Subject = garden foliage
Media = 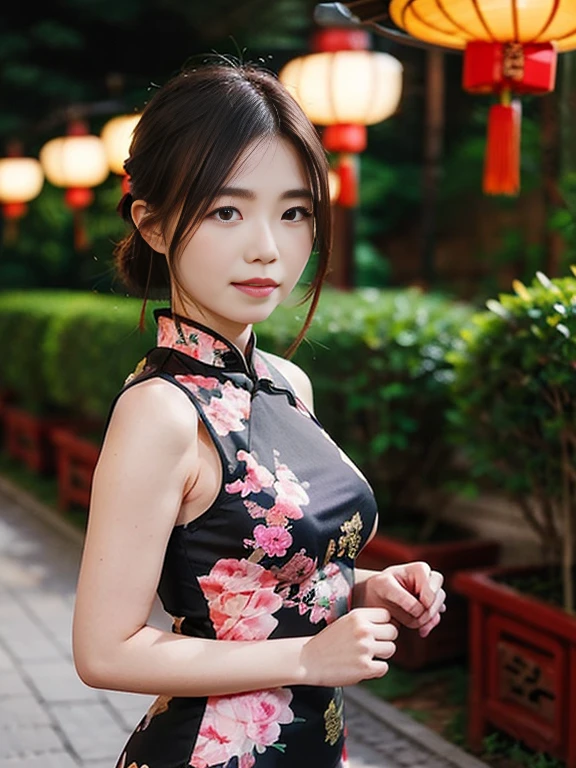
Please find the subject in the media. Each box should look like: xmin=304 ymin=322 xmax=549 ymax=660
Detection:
xmin=448 ymin=269 xmax=576 ymax=612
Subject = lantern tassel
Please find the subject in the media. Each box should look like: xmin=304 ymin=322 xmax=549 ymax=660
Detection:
xmin=337 ymin=154 xmax=359 ymax=208
xmin=483 ymin=92 xmax=521 ymax=196
xmin=73 ymin=210 xmax=89 ymax=252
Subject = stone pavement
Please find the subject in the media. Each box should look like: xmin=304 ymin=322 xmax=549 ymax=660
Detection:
xmin=0 ymin=474 xmax=491 ymax=768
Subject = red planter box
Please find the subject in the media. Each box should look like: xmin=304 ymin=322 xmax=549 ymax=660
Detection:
xmin=2 ymin=405 xmax=69 ymax=474
xmin=453 ymin=566 xmax=576 ymax=767
xmin=356 ymin=531 xmax=501 ymax=669
xmin=51 ymin=426 xmax=101 ymax=512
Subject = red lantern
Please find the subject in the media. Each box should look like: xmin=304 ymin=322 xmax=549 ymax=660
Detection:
xmin=280 ymin=27 xmax=403 ymax=204
xmin=463 ymin=41 xmax=557 ymax=195
xmin=0 ymin=142 xmax=44 ymax=243
xmin=39 ymin=119 xmax=108 ymax=250
xmin=335 ymin=154 xmax=359 ymax=208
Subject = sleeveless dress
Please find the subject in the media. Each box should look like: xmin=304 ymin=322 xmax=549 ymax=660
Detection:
xmin=110 ymin=308 xmax=379 ymax=768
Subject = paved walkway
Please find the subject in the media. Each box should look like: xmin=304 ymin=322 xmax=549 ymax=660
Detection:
xmin=0 ymin=474 xmax=491 ymax=768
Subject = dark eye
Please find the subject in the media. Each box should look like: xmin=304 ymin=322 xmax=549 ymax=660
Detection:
xmin=210 ymin=206 xmax=240 ymax=222
xmin=283 ymin=206 xmax=313 ymax=222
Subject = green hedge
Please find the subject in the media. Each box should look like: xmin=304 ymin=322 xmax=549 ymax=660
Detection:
xmin=0 ymin=287 xmax=473 ymax=514
xmin=447 ymin=270 xmax=576 ymax=610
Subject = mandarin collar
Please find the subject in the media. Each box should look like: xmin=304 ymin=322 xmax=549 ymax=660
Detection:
xmin=154 ymin=308 xmax=258 ymax=372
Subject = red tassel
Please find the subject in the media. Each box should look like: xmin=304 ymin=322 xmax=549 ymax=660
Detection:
xmin=483 ymin=97 xmax=521 ymax=196
xmin=72 ymin=209 xmax=89 ymax=251
xmin=323 ymin=125 xmax=367 ymax=154
xmin=337 ymin=154 xmax=359 ymax=208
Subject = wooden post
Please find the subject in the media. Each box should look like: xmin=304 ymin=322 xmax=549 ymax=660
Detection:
xmin=421 ymin=48 xmax=445 ymax=287
xmin=328 ymin=203 xmax=355 ymax=289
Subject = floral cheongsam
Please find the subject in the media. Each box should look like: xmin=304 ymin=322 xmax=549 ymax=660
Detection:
xmin=111 ymin=308 xmax=379 ymax=768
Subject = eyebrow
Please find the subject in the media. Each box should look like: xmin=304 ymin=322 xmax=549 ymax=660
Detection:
xmin=216 ymin=186 xmax=313 ymax=201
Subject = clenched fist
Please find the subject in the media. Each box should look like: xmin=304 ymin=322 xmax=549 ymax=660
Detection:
xmin=300 ymin=607 xmax=398 ymax=687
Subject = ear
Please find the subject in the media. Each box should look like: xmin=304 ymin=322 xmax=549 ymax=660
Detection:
xmin=131 ymin=199 xmax=167 ymax=254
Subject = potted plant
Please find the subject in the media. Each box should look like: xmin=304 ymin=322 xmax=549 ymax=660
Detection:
xmin=449 ymin=269 xmax=576 ymax=766
xmin=259 ymin=287 xmax=501 ymax=669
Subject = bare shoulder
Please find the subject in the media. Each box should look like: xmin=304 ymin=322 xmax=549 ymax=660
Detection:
xmin=103 ymin=375 xmax=198 ymax=452
xmin=94 ymin=375 xmax=201 ymax=530
xmin=258 ymin=350 xmax=314 ymax=413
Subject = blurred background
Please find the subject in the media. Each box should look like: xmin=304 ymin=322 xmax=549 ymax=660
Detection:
xmin=2 ymin=0 xmax=576 ymax=301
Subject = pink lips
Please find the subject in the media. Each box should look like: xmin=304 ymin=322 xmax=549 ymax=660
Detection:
xmin=232 ymin=279 xmax=278 ymax=298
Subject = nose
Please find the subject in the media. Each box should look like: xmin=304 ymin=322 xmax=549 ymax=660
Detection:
xmin=244 ymin=219 xmax=280 ymax=264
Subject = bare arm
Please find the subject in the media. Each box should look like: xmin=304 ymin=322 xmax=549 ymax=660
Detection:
xmin=72 ymin=378 xmax=308 ymax=697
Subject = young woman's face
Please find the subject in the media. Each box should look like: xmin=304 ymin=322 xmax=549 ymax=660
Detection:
xmin=171 ymin=135 xmax=315 ymax=331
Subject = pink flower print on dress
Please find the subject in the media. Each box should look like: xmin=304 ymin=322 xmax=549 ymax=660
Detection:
xmin=157 ymin=316 xmax=230 ymax=365
xmin=252 ymin=351 xmax=274 ymax=381
xmin=190 ymin=688 xmax=294 ymax=768
xmin=271 ymin=549 xmax=317 ymax=585
xmin=225 ymin=450 xmax=275 ymax=497
xmin=287 ymin=561 xmax=351 ymax=625
xmin=243 ymin=500 xmax=270 ymax=520
xmin=204 ymin=381 xmax=250 ymax=436
xmin=192 ymin=332 xmax=229 ymax=364
xmin=175 ymin=374 xmax=221 ymax=392
xmin=243 ymin=498 xmax=303 ymax=528
xmin=177 ymin=377 xmax=250 ymax=436
xmin=273 ymin=452 xmax=310 ymax=518
xmin=245 ymin=525 xmax=293 ymax=558
xmin=198 ymin=559 xmax=282 ymax=641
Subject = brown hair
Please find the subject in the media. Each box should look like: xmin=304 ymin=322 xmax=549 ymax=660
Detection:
xmin=115 ymin=58 xmax=332 ymax=357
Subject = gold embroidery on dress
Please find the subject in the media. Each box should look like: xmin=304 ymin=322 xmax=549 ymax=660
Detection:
xmin=124 ymin=357 xmax=147 ymax=386
xmin=337 ymin=511 xmax=363 ymax=559
xmin=323 ymin=538 xmax=336 ymax=566
xmin=139 ymin=694 xmax=172 ymax=730
xmin=172 ymin=616 xmax=186 ymax=634
xmin=247 ymin=546 xmax=265 ymax=564
xmin=324 ymin=695 xmax=344 ymax=746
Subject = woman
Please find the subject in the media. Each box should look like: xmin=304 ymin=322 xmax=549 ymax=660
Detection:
xmin=72 ymin=60 xmax=446 ymax=768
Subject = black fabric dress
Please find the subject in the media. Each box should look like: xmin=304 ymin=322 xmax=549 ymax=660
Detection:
xmin=110 ymin=308 xmax=379 ymax=768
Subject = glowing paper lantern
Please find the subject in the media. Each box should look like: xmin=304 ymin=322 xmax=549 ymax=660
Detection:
xmin=0 ymin=157 xmax=44 ymax=218
xmin=388 ymin=0 xmax=576 ymax=52
xmin=100 ymin=113 xmax=140 ymax=194
xmin=280 ymin=27 xmax=403 ymax=208
xmin=384 ymin=0 xmax=576 ymax=195
xmin=280 ymin=47 xmax=402 ymax=155
xmin=0 ymin=153 xmax=44 ymax=243
xmin=40 ymin=123 xmax=108 ymax=192
xmin=280 ymin=49 xmax=402 ymax=126
xmin=39 ymin=120 xmax=109 ymax=249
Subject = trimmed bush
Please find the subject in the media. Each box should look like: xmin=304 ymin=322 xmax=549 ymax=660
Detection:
xmin=448 ymin=270 xmax=576 ymax=612
xmin=0 ymin=291 xmax=97 ymax=412
xmin=43 ymin=295 xmax=158 ymax=420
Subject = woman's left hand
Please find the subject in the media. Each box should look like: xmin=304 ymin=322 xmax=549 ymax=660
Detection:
xmin=362 ymin=562 xmax=446 ymax=638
